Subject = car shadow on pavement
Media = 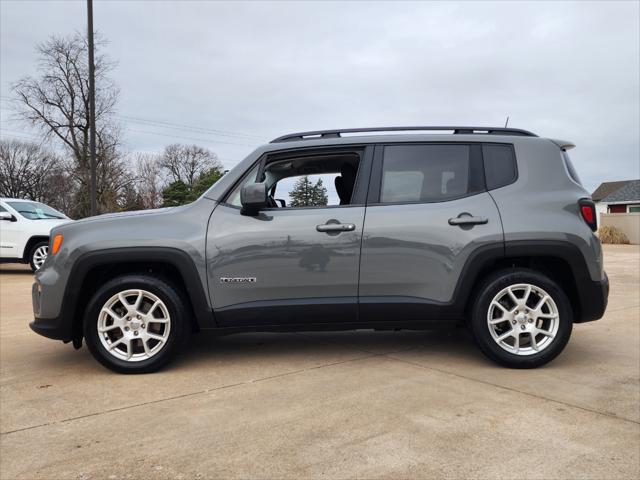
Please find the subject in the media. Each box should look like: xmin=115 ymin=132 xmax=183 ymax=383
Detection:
xmin=168 ymin=327 xmax=488 ymax=371
xmin=0 ymin=267 xmax=33 ymax=275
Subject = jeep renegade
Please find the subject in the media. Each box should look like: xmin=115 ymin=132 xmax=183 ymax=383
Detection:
xmin=30 ymin=126 xmax=609 ymax=373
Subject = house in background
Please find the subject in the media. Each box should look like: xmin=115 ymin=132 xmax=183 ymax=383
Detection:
xmin=592 ymin=179 xmax=640 ymax=222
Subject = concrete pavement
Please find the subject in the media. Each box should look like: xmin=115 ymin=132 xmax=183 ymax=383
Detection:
xmin=1 ymin=245 xmax=638 ymax=479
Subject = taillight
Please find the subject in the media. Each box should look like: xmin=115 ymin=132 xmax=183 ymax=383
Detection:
xmin=579 ymin=199 xmax=597 ymax=231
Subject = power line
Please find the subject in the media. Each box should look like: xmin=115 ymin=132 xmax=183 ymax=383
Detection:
xmin=117 ymin=114 xmax=264 ymax=141
xmin=128 ymin=128 xmax=258 ymax=148
xmin=0 ymin=129 xmax=40 ymax=139
xmin=1 ymin=96 xmax=264 ymax=147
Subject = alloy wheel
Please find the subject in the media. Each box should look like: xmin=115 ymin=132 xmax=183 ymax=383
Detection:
xmin=487 ymin=283 xmax=559 ymax=356
xmin=97 ymin=289 xmax=171 ymax=362
xmin=32 ymin=245 xmax=48 ymax=270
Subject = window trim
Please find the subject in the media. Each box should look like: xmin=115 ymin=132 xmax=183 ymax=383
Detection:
xmin=367 ymin=142 xmax=487 ymax=206
xmin=220 ymin=145 xmax=373 ymax=210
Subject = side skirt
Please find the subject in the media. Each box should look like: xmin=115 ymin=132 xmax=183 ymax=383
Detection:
xmin=200 ymin=320 xmax=459 ymax=336
xmin=213 ymin=295 xmax=463 ymax=331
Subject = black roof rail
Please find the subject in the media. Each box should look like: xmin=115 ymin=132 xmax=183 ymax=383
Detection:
xmin=270 ymin=126 xmax=538 ymax=143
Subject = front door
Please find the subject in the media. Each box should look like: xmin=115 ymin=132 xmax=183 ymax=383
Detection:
xmin=0 ymin=204 xmax=22 ymax=258
xmin=358 ymin=143 xmax=504 ymax=322
xmin=207 ymin=147 xmax=371 ymax=327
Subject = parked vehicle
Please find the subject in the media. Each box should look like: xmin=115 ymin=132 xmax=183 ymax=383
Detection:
xmin=0 ymin=198 xmax=70 ymax=271
xmin=30 ymin=126 xmax=609 ymax=373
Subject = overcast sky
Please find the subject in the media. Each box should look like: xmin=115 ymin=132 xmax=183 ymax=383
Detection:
xmin=1 ymin=0 xmax=638 ymax=192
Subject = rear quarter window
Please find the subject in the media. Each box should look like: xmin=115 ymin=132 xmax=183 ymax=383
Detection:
xmin=482 ymin=144 xmax=517 ymax=190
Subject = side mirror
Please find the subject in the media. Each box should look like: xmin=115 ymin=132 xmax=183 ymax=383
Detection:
xmin=240 ymin=183 xmax=268 ymax=216
xmin=0 ymin=212 xmax=16 ymax=222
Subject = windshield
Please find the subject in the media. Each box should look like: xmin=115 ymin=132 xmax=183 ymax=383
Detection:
xmin=6 ymin=201 xmax=66 ymax=220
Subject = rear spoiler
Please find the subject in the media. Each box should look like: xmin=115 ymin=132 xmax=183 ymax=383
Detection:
xmin=549 ymin=138 xmax=576 ymax=150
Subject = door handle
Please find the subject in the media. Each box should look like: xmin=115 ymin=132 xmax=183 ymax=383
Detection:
xmin=448 ymin=214 xmax=488 ymax=226
xmin=316 ymin=223 xmax=356 ymax=233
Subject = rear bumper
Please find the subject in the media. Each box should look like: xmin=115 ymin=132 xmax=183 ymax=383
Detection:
xmin=576 ymin=271 xmax=609 ymax=323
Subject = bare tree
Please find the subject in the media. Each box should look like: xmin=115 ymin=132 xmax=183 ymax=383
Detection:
xmin=159 ymin=144 xmax=222 ymax=188
xmin=11 ymin=32 xmax=128 ymax=217
xmin=0 ymin=139 xmax=60 ymax=199
xmin=134 ymin=152 xmax=164 ymax=209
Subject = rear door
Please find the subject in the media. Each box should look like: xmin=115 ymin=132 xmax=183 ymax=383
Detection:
xmin=358 ymin=143 xmax=504 ymax=322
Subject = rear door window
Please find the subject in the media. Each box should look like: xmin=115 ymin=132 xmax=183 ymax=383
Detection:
xmin=380 ymin=144 xmax=482 ymax=203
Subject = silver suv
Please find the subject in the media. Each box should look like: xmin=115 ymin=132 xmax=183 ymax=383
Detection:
xmin=31 ymin=126 xmax=609 ymax=373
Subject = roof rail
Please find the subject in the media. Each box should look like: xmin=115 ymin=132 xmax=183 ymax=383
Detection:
xmin=270 ymin=126 xmax=538 ymax=143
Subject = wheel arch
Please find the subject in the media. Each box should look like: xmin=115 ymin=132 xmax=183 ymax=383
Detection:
xmin=460 ymin=240 xmax=605 ymax=323
xmin=23 ymin=235 xmax=49 ymax=261
xmin=62 ymin=247 xmax=214 ymax=344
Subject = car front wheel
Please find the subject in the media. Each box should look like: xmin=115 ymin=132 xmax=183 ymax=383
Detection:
xmin=84 ymin=275 xmax=189 ymax=373
xmin=469 ymin=269 xmax=573 ymax=368
xmin=29 ymin=241 xmax=49 ymax=271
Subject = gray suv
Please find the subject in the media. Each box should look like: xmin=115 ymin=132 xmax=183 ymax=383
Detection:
xmin=31 ymin=126 xmax=609 ymax=373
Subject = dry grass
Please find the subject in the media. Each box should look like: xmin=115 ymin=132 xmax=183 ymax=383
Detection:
xmin=598 ymin=225 xmax=630 ymax=244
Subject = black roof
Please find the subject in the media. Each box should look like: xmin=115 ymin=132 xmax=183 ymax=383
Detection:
xmin=592 ymin=180 xmax=633 ymax=201
xmin=601 ymin=180 xmax=640 ymax=203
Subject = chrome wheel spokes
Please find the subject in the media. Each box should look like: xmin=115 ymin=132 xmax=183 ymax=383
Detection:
xmin=487 ymin=283 xmax=559 ymax=356
xmin=97 ymin=289 xmax=171 ymax=362
xmin=32 ymin=245 xmax=48 ymax=270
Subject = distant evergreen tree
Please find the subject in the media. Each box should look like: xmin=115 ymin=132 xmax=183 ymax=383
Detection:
xmin=311 ymin=178 xmax=328 ymax=206
xmin=161 ymin=167 xmax=224 ymax=207
xmin=161 ymin=180 xmax=191 ymax=207
xmin=289 ymin=176 xmax=328 ymax=207
xmin=190 ymin=167 xmax=224 ymax=201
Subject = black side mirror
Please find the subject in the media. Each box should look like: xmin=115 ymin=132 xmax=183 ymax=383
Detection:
xmin=241 ymin=183 xmax=268 ymax=216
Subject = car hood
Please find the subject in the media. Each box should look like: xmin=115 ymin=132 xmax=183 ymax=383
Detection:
xmin=36 ymin=218 xmax=73 ymax=227
xmin=70 ymin=206 xmax=177 ymax=226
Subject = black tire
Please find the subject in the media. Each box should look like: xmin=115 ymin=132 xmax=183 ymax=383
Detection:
xmin=84 ymin=274 xmax=189 ymax=374
xmin=469 ymin=268 xmax=573 ymax=368
xmin=29 ymin=240 xmax=49 ymax=272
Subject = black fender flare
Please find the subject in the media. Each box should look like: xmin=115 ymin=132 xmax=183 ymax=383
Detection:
xmin=453 ymin=239 xmax=606 ymax=322
xmin=62 ymin=247 xmax=214 ymax=340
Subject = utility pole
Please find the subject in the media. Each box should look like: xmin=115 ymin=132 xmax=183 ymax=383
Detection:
xmin=87 ymin=0 xmax=97 ymax=216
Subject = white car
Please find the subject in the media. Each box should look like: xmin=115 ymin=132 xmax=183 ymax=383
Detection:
xmin=0 ymin=198 xmax=71 ymax=271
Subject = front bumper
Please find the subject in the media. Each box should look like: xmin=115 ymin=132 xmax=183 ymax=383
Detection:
xmin=576 ymin=271 xmax=609 ymax=323
xmin=29 ymin=316 xmax=72 ymax=341
xmin=31 ymin=282 xmax=73 ymax=341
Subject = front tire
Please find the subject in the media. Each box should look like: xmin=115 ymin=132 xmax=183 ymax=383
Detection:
xmin=29 ymin=241 xmax=49 ymax=271
xmin=84 ymin=274 xmax=189 ymax=374
xmin=469 ymin=269 xmax=573 ymax=368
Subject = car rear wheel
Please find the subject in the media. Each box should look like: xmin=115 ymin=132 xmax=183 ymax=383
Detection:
xmin=29 ymin=241 xmax=49 ymax=271
xmin=469 ymin=269 xmax=573 ymax=368
xmin=84 ymin=274 xmax=189 ymax=373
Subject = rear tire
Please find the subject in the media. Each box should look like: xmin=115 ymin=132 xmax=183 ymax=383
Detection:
xmin=84 ymin=274 xmax=189 ymax=374
xmin=469 ymin=268 xmax=573 ymax=368
xmin=29 ymin=241 xmax=49 ymax=272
